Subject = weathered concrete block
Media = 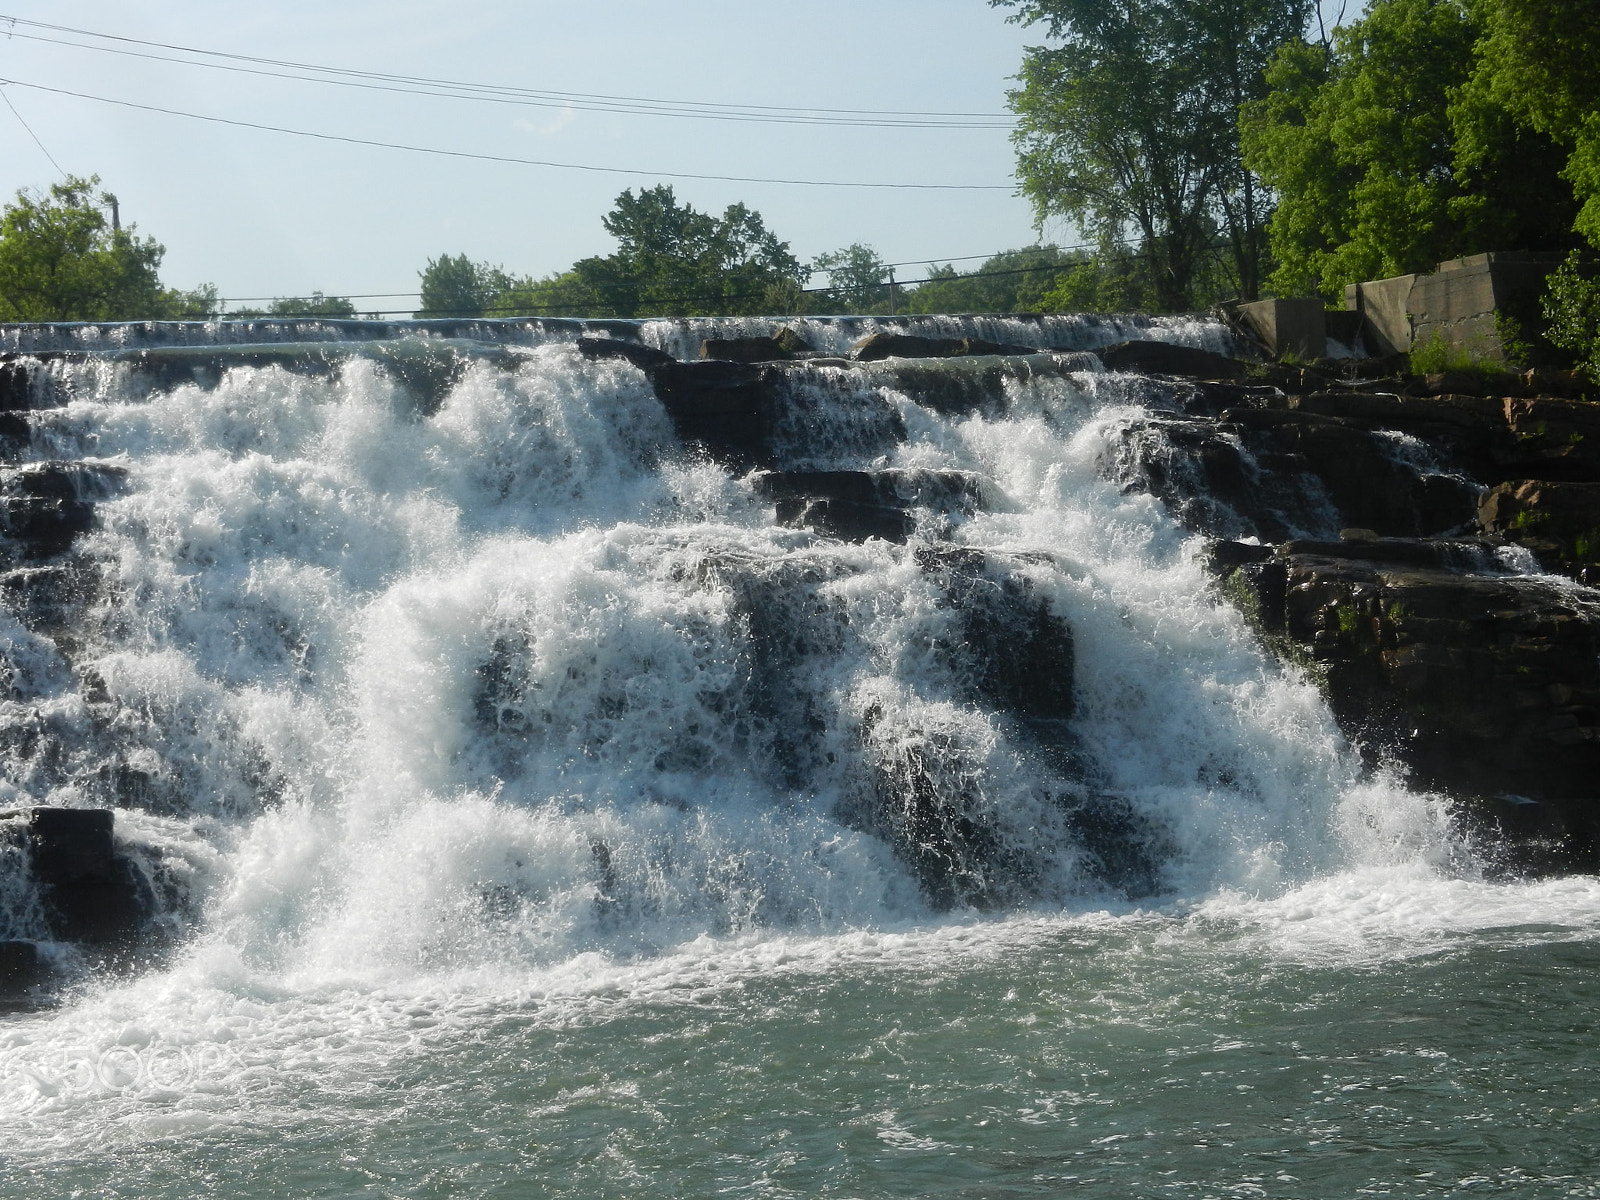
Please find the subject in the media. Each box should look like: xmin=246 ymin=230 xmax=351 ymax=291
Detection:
xmin=1348 ymin=252 xmax=1563 ymax=361
xmin=1346 ymin=273 xmax=1417 ymax=356
xmin=1238 ymin=298 xmax=1326 ymax=359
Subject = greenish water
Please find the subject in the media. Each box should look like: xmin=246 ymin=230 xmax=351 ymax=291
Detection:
xmin=7 ymin=883 xmax=1600 ymax=1199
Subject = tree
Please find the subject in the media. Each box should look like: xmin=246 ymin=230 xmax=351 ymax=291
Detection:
xmin=0 ymin=175 xmax=174 ymax=321
xmin=811 ymin=244 xmax=892 ymax=313
xmin=1240 ymin=0 xmax=1578 ymax=301
xmin=416 ymin=253 xmax=502 ymax=318
xmin=1466 ymin=0 xmax=1600 ymax=248
xmin=905 ymin=246 xmax=1080 ymax=313
xmin=994 ymin=0 xmax=1311 ymax=311
xmin=232 ymin=292 xmax=357 ymax=319
xmin=576 ymin=186 xmax=807 ymax=317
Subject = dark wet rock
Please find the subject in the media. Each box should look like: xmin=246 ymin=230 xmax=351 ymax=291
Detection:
xmin=575 ymin=336 xmax=675 ymax=373
xmin=848 ymin=332 xmax=1039 ymax=362
xmin=7 ymin=807 xmax=154 ymax=945
xmin=772 ymin=327 xmax=813 ymax=355
xmin=1097 ymin=340 xmax=1250 ymax=380
xmin=1501 ymin=397 xmax=1600 ymax=481
xmin=1520 ymin=368 xmax=1592 ymax=399
xmin=0 ymin=940 xmax=41 ymax=999
xmin=754 ymin=469 xmax=988 ymax=542
xmin=773 ymin=497 xmax=915 ymax=543
xmin=1209 ymin=542 xmax=1600 ymax=872
xmin=649 ymin=360 xmax=776 ymax=467
xmin=4 ymin=461 xmax=128 ymax=502
xmin=0 ymin=563 xmax=92 ymax=634
xmin=701 ymin=336 xmax=791 ymax=363
xmin=0 ymin=498 xmax=96 ymax=558
xmin=1479 ymin=480 xmax=1600 ymax=580
xmin=917 ymin=547 xmax=1075 ymax=721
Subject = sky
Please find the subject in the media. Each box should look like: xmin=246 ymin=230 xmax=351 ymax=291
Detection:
xmin=0 ymin=1 xmax=1053 ymax=311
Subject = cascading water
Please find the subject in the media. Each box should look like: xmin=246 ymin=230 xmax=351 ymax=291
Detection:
xmin=1 ymin=314 xmax=1597 ymax=1198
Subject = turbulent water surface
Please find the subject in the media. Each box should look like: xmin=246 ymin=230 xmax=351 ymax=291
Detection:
xmin=1 ymin=313 xmax=1597 ymax=1198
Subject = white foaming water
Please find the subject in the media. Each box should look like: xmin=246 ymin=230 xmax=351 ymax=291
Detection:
xmin=3 ymin=319 xmax=1599 ymax=1170
xmin=640 ymin=311 xmax=1237 ymax=359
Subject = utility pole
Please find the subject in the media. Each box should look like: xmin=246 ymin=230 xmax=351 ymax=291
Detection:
xmin=107 ymin=194 xmax=120 ymax=233
xmin=888 ymin=266 xmax=896 ymax=317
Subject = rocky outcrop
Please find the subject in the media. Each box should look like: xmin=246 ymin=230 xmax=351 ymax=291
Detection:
xmin=1211 ymin=537 xmax=1600 ymax=871
xmin=753 ymin=469 xmax=988 ymax=543
xmin=849 ymin=332 xmax=1040 ymax=362
xmin=1097 ymin=339 xmax=1250 ymax=379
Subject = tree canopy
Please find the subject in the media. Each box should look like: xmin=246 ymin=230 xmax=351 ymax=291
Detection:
xmin=0 ymin=176 xmax=180 ymax=321
xmin=1240 ymin=0 xmax=1580 ymax=300
xmin=994 ymin=0 xmax=1311 ymax=311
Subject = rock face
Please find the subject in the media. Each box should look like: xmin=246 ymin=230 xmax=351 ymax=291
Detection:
xmin=0 ymin=807 xmax=157 ymax=994
xmin=1212 ymin=539 xmax=1600 ymax=870
xmin=848 ymin=332 xmax=1040 ymax=362
xmin=1096 ymin=340 xmax=1249 ymax=379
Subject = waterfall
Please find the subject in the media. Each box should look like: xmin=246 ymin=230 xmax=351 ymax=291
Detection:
xmin=0 ymin=313 xmax=1460 ymax=996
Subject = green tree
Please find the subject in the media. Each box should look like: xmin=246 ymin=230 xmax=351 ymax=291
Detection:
xmin=1241 ymin=0 xmax=1580 ymax=301
xmin=995 ymin=0 xmax=1311 ymax=311
xmin=812 ymin=244 xmax=892 ymax=313
xmin=1466 ymin=0 xmax=1600 ymax=248
xmin=0 ymin=175 xmax=174 ymax=321
xmin=417 ymin=253 xmax=494 ymax=318
xmin=905 ymin=246 xmax=1080 ymax=313
xmin=575 ymin=186 xmax=806 ymax=317
xmin=233 ymin=292 xmax=357 ymax=319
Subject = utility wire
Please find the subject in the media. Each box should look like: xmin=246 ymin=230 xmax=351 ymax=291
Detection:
xmin=0 ymin=83 xmax=62 ymax=175
xmin=220 ymin=258 xmax=1155 ymax=317
xmin=220 ymin=243 xmax=1134 ymax=303
xmin=0 ymin=77 xmax=1012 ymax=191
xmin=0 ymin=15 xmax=1014 ymax=129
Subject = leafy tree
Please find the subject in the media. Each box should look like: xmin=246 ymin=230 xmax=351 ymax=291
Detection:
xmin=1466 ymin=0 xmax=1600 ymax=248
xmin=232 ymin=291 xmax=357 ymax=319
xmin=811 ymin=244 xmax=892 ymax=313
xmin=994 ymin=0 xmax=1311 ymax=311
xmin=1543 ymin=251 xmax=1600 ymax=382
xmin=416 ymin=253 xmax=504 ymax=318
xmin=418 ymin=189 xmax=805 ymax=320
xmin=905 ymin=246 xmax=1080 ymax=313
xmin=0 ymin=175 xmax=176 ymax=321
xmin=1241 ymin=0 xmax=1581 ymax=301
xmin=574 ymin=186 xmax=806 ymax=317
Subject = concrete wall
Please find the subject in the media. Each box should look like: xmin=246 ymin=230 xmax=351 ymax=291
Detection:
xmin=1347 ymin=252 xmax=1563 ymax=361
xmin=1237 ymin=298 xmax=1326 ymax=359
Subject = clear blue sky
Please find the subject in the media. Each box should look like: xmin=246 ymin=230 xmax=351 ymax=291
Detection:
xmin=0 ymin=2 xmax=1053 ymax=309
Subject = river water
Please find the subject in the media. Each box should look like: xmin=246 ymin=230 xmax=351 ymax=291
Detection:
xmin=1 ymin=314 xmax=1596 ymax=1198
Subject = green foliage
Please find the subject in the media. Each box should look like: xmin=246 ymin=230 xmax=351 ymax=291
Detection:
xmin=905 ymin=246 xmax=1081 ymax=314
xmin=422 ymin=188 xmax=806 ymax=320
xmin=1467 ymin=0 xmax=1600 ymax=247
xmin=579 ymin=186 xmax=806 ymax=318
xmin=1241 ymin=0 xmax=1586 ymax=302
xmin=811 ymin=244 xmax=891 ymax=313
xmin=232 ymin=292 xmax=357 ymax=319
xmin=1035 ymin=245 xmax=1152 ymax=311
xmin=995 ymin=0 xmax=1311 ymax=311
xmin=161 ymin=284 xmax=220 ymax=320
xmin=416 ymin=253 xmax=499 ymax=318
xmin=1542 ymin=251 xmax=1600 ymax=383
xmin=0 ymin=175 xmax=179 ymax=321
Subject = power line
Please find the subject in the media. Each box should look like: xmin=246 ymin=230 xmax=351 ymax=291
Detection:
xmin=0 ymin=77 xmax=1012 ymax=192
xmin=0 ymin=15 xmax=1014 ymax=129
xmin=215 ymin=258 xmax=1141 ymax=318
xmin=0 ymin=83 xmax=62 ymax=176
xmin=217 ymin=243 xmax=1137 ymax=307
